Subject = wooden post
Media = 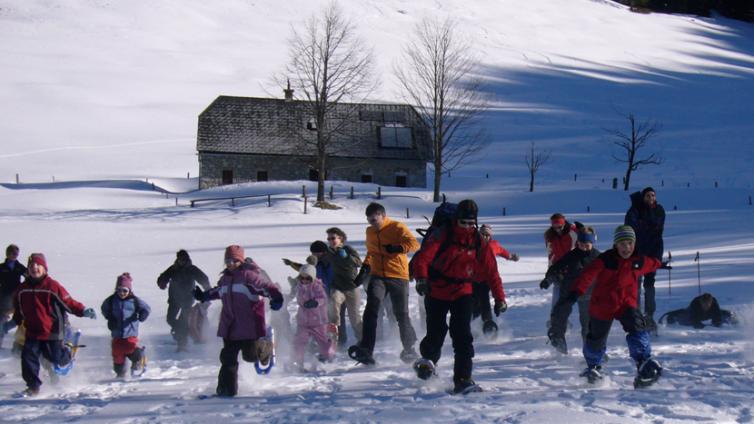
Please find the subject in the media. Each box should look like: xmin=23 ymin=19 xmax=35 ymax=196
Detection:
xmin=350 ymin=186 xmax=354 ymax=199
xmin=175 ymin=197 xmax=178 ymax=206
xmin=302 ymin=185 xmax=307 ymax=198
xmin=714 ymin=181 xmax=718 ymax=188
xmin=304 ymin=196 xmax=308 ymax=214
xmin=661 ymin=179 xmax=664 ymax=187
xmin=673 ymin=205 xmax=677 ymax=211
xmin=485 ymin=173 xmax=489 ymax=179
xmin=15 ymin=174 xmax=19 ymax=184
xmin=187 ymin=172 xmax=190 ymax=179
xmin=502 ymin=207 xmax=506 ymax=216
xmin=442 ymin=193 xmax=447 ymax=203
xmin=267 ymin=194 xmax=271 ymax=207
xmin=587 ymin=206 xmax=590 ymax=213
xmin=191 ymin=200 xmax=195 ymax=208
xmin=406 ymin=208 xmax=410 ymax=219
xmin=574 ymin=173 xmax=577 ymax=181
xmin=376 ymin=186 xmax=381 ymax=199
xmin=52 ymin=176 xmax=55 ymax=182
xmin=612 ymin=178 xmax=618 ymax=190
xmin=231 ymin=198 xmax=235 ymax=207
xmin=329 ymin=185 xmax=334 ymax=200
xmin=749 ymin=195 xmax=752 ymax=206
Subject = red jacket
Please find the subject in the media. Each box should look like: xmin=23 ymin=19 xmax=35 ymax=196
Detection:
xmin=572 ymin=249 xmax=661 ymax=321
xmin=545 ymin=223 xmax=577 ymax=265
xmin=412 ymin=225 xmax=505 ymax=302
xmin=13 ymin=275 xmax=85 ymax=340
xmin=489 ymin=240 xmax=511 ymax=260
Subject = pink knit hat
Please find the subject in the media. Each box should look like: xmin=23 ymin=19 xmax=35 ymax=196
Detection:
xmin=116 ymin=272 xmax=133 ymax=291
xmin=225 ymin=245 xmax=245 ymax=263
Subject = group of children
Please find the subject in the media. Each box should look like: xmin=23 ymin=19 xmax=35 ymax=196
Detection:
xmin=1 ymin=191 xmax=673 ymax=397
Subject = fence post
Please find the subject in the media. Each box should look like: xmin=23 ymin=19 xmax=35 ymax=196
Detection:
xmin=349 ymin=186 xmax=354 ymax=199
xmin=304 ymin=196 xmax=308 ymax=214
xmin=268 ymin=194 xmax=271 ymax=207
xmin=376 ymin=186 xmax=381 ymax=199
xmin=442 ymin=193 xmax=447 ymax=203
xmin=187 ymin=172 xmax=190 ymax=179
xmin=587 ymin=206 xmax=590 ymax=213
xmin=329 ymin=185 xmax=334 ymax=200
xmin=749 ymin=195 xmax=752 ymax=206
xmin=714 ymin=181 xmax=718 ymax=188
xmin=502 ymin=207 xmax=506 ymax=216
xmin=191 ymin=200 xmax=195 ymax=208
xmin=406 ymin=208 xmax=410 ymax=219
xmin=612 ymin=178 xmax=618 ymax=190
xmin=231 ymin=198 xmax=235 ymax=207
xmin=574 ymin=173 xmax=577 ymax=181
xmin=15 ymin=174 xmax=19 ymax=184
xmin=175 ymin=197 xmax=178 ymax=206
xmin=302 ymin=185 xmax=306 ymax=198
xmin=52 ymin=176 xmax=55 ymax=182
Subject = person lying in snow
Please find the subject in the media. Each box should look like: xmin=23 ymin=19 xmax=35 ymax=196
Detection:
xmin=659 ymin=293 xmax=737 ymax=329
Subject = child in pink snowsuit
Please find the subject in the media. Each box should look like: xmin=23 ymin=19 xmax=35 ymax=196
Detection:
xmin=291 ymin=265 xmax=335 ymax=368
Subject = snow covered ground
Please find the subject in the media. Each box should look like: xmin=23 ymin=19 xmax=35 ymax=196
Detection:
xmin=1 ymin=0 xmax=754 ymax=422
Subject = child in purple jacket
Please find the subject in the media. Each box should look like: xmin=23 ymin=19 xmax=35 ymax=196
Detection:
xmin=291 ymin=264 xmax=335 ymax=370
xmin=194 ymin=245 xmax=284 ymax=397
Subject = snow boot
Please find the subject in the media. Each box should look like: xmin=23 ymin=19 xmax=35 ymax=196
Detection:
xmin=254 ymin=326 xmax=275 ymax=375
xmin=452 ymin=378 xmax=483 ymax=395
xmin=548 ymin=332 xmax=568 ymax=355
xmin=400 ymin=347 xmax=419 ymax=363
xmin=131 ymin=347 xmax=147 ymax=378
xmin=482 ymin=320 xmax=498 ymax=338
xmin=20 ymin=386 xmax=40 ymax=398
xmin=634 ymin=357 xmax=662 ymax=389
xmin=580 ymin=365 xmax=603 ymax=384
xmin=413 ymin=358 xmax=436 ymax=380
xmin=113 ymin=363 xmax=127 ymax=379
xmin=347 ymin=345 xmax=375 ymax=365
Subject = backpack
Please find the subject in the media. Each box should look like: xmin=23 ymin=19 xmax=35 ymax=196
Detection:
xmin=409 ymin=202 xmax=485 ymax=282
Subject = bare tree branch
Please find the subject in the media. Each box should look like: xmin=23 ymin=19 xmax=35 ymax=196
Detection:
xmin=604 ymin=113 xmax=663 ymax=191
xmin=394 ymin=17 xmax=490 ymax=202
xmin=524 ymin=141 xmax=551 ymax=192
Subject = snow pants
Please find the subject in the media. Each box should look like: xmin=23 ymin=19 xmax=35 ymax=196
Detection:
xmin=166 ymin=299 xmax=192 ymax=348
xmin=359 ymin=277 xmax=416 ymax=355
xmin=217 ymin=338 xmax=272 ymax=397
xmin=583 ymin=307 xmax=651 ymax=368
xmin=550 ymin=294 xmax=591 ymax=342
xmin=420 ymin=295 xmax=474 ymax=385
xmin=638 ymin=272 xmax=657 ymax=318
xmin=21 ymin=338 xmax=71 ymax=390
xmin=329 ymin=288 xmax=362 ymax=342
xmin=471 ymin=282 xmax=493 ymax=323
xmin=292 ymin=324 xmax=335 ymax=365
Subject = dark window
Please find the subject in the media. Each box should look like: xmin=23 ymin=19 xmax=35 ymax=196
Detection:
xmin=309 ymin=168 xmax=319 ymax=181
xmin=361 ymin=174 xmax=373 ymax=183
xmin=222 ymin=170 xmax=233 ymax=185
xmin=395 ymin=175 xmax=407 ymax=187
xmin=257 ymin=171 xmax=268 ymax=182
xmin=379 ymin=126 xmax=413 ymax=148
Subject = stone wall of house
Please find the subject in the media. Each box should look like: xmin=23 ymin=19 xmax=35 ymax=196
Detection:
xmin=199 ymin=152 xmax=426 ymax=189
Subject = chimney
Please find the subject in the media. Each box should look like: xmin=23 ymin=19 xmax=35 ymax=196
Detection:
xmin=284 ymin=79 xmax=294 ymax=102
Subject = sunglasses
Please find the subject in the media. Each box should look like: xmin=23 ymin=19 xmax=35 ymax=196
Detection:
xmin=116 ymin=288 xmax=130 ymax=294
xmin=225 ymin=259 xmax=241 ymax=265
xmin=458 ymin=219 xmax=476 ymax=227
xmin=326 ymin=237 xmax=338 ymax=241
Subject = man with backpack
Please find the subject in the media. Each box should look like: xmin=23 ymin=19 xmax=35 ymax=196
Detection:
xmin=348 ymin=202 xmax=420 ymax=365
xmin=410 ymin=199 xmax=507 ymax=394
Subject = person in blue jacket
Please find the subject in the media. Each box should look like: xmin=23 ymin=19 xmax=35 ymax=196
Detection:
xmin=101 ymin=273 xmax=151 ymax=378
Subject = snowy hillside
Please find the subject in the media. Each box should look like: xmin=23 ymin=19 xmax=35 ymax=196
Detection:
xmin=1 ymin=0 xmax=754 ymax=422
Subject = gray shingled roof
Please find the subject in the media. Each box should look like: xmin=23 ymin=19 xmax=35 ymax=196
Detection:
xmin=197 ymin=96 xmax=430 ymax=160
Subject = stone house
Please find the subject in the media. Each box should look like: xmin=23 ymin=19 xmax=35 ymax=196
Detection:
xmin=196 ymin=92 xmax=431 ymax=189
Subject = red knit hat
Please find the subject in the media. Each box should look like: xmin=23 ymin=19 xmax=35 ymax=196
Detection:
xmin=225 ymin=245 xmax=245 ymax=263
xmin=28 ymin=253 xmax=48 ymax=270
xmin=116 ymin=272 xmax=133 ymax=291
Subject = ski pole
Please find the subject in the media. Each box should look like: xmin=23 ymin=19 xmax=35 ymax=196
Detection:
xmin=667 ymin=251 xmax=672 ymax=296
xmin=694 ymin=251 xmax=701 ymax=295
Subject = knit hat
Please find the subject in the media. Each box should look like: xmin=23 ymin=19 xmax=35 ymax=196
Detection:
xmin=309 ymin=240 xmax=328 ymax=254
xmin=577 ymin=232 xmax=596 ymax=244
xmin=116 ymin=272 xmax=133 ymax=291
xmin=306 ymin=255 xmax=318 ymax=266
xmin=456 ymin=199 xmax=479 ymax=221
xmin=225 ymin=245 xmax=245 ymax=263
xmin=641 ymin=187 xmax=656 ymax=197
xmin=480 ymin=224 xmax=493 ymax=236
xmin=299 ymin=264 xmax=317 ymax=280
xmin=28 ymin=253 xmax=47 ymax=270
xmin=613 ymin=225 xmax=636 ymax=244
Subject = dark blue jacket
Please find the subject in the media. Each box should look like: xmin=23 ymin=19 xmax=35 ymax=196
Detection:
xmin=101 ymin=293 xmax=151 ymax=339
xmin=625 ymin=192 xmax=665 ymax=259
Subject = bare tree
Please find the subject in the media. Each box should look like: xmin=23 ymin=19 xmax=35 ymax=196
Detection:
xmin=279 ymin=2 xmax=376 ymax=202
xmin=524 ymin=142 xmax=551 ymax=192
xmin=606 ymin=113 xmax=662 ymax=191
xmin=394 ymin=17 xmax=489 ymax=202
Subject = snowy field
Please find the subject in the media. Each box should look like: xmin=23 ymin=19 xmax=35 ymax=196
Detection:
xmin=1 ymin=0 xmax=754 ymax=422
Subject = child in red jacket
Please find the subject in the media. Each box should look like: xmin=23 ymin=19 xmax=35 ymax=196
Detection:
xmin=565 ymin=225 xmax=666 ymax=388
xmin=13 ymin=253 xmax=96 ymax=396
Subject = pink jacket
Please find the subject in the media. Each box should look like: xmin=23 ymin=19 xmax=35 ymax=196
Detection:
xmin=295 ymin=278 xmax=328 ymax=327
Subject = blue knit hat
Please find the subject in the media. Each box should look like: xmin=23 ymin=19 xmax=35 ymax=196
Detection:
xmin=613 ymin=225 xmax=636 ymax=244
xmin=577 ymin=232 xmax=596 ymax=244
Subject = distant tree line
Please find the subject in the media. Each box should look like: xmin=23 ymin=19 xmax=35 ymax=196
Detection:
xmin=615 ymin=0 xmax=754 ymax=21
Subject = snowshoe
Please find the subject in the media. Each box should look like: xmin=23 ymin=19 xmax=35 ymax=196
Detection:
xmin=131 ymin=346 xmax=147 ymax=378
xmin=254 ymin=326 xmax=275 ymax=375
xmin=482 ymin=320 xmax=498 ymax=338
xmin=451 ymin=378 xmax=483 ymax=395
xmin=580 ymin=365 xmax=603 ymax=384
xmin=16 ymin=387 xmax=40 ymax=398
xmin=633 ymin=357 xmax=662 ymax=389
xmin=413 ymin=358 xmax=436 ymax=380
xmin=548 ymin=333 xmax=568 ymax=355
xmin=399 ymin=347 xmax=419 ymax=364
xmin=54 ymin=329 xmax=81 ymax=376
xmin=347 ymin=345 xmax=375 ymax=365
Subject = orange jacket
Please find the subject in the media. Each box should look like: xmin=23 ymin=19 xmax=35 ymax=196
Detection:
xmin=364 ymin=217 xmax=419 ymax=280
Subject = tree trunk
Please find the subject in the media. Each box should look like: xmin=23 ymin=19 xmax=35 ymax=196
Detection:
xmin=529 ymin=171 xmax=535 ymax=192
xmin=624 ymin=166 xmax=632 ymax=191
xmin=433 ymin=159 xmax=442 ymax=202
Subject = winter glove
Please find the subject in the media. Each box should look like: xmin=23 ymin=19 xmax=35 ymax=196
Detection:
xmin=337 ymin=248 xmax=348 ymax=259
xmin=354 ymin=264 xmax=371 ymax=287
xmin=83 ymin=308 xmax=97 ymax=320
xmin=193 ymin=286 xmax=210 ymax=303
xmin=269 ymin=296 xmax=284 ymax=311
xmin=660 ymin=261 xmax=673 ymax=270
xmin=494 ymin=299 xmax=508 ymax=316
xmin=282 ymin=258 xmax=293 ymax=266
xmin=510 ymin=253 xmax=520 ymax=262
xmin=383 ymin=244 xmax=403 ymax=254
xmin=157 ymin=279 xmax=168 ymax=290
xmin=539 ymin=278 xmax=552 ymax=290
xmin=415 ymin=279 xmax=430 ymax=296
xmin=303 ymin=299 xmax=319 ymax=309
